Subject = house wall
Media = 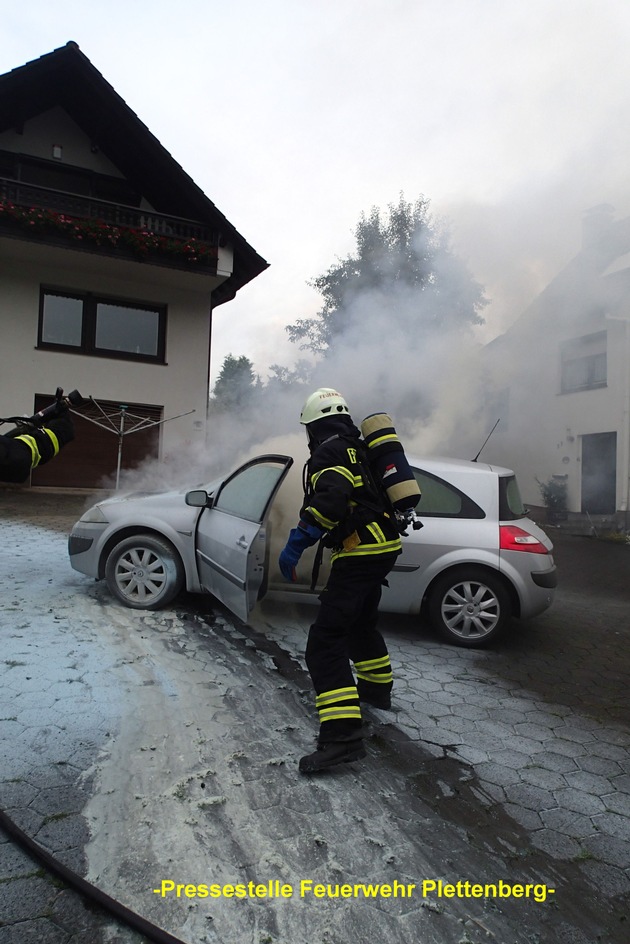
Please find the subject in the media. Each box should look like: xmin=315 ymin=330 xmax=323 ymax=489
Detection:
xmin=0 ymin=106 xmax=123 ymax=176
xmin=481 ymin=266 xmax=630 ymax=517
xmin=0 ymin=77 xmax=253 ymax=489
xmin=0 ymin=107 xmax=159 ymax=212
xmin=0 ymin=238 xmax=216 ymax=469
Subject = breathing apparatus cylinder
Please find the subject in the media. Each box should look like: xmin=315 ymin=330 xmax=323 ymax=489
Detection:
xmin=360 ymin=413 xmax=421 ymax=513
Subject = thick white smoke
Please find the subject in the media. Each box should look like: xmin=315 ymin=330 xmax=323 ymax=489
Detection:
xmin=104 ymin=224 xmax=493 ymax=502
xmin=103 ymin=199 xmax=629 ymax=526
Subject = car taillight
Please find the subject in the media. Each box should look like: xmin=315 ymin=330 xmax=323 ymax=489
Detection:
xmin=499 ymin=525 xmax=548 ymax=554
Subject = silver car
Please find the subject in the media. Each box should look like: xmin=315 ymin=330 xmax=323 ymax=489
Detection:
xmin=68 ymin=453 xmax=556 ymax=648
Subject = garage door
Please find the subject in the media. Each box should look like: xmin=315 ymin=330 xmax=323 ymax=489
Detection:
xmin=30 ymin=394 xmax=162 ymax=489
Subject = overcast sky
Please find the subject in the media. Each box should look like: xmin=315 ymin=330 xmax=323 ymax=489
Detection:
xmin=4 ymin=0 xmax=630 ymax=384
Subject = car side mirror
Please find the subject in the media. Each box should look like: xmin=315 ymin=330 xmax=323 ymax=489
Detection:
xmin=185 ymin=489 xmax=212 ymax=508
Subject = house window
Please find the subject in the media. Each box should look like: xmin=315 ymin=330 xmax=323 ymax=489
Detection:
xmin=38 ymin=289 xmax=166 ymax=363
xmin=560 ymin=331 xmax=606 ymax=393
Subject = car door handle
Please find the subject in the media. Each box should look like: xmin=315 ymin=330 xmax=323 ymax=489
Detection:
xmin=236 ymin=536 xmax=249 ymax=549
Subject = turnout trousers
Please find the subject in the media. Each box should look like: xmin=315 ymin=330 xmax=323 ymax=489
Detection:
xmin=305 ymin=550 xmax=399 ymax=742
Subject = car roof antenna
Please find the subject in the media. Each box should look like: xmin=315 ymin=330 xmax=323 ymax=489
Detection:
xmin=472 ymin=419 xmax=500 ymax=462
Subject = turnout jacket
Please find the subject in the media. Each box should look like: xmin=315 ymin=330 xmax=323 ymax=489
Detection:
xmin=300 ymin=419 xmax=402 ymax=562
xmin=0 ymin=414 xmax=75 ymax=484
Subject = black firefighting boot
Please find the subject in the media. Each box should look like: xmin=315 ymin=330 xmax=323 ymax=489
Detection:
xmin=299 ymin=733 xmax=366 ymax=774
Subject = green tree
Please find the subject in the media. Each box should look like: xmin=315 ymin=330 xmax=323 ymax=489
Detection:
xmin=210 ymin=354 xmax=260 ymax=413
xmin=266 ymin=359 xmax=312 ymax=390
xmin=287 ymin=194 xmax=487 ymax=356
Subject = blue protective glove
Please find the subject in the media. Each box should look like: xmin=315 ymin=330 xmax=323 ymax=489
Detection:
xmin=278 ymin=521 xmax=323 ymax=582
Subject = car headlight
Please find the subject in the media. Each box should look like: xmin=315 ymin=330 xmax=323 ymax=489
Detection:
xmin=79 ymin=505 xmax=109 ymax=524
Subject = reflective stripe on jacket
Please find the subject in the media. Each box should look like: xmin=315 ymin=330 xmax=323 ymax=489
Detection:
xmin=14 ymin=427 xmax=60 ymax=469
xmin=301 ymin=436 xmax=401 ymax=560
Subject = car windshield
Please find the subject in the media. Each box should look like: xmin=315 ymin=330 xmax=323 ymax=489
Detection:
xmin=499 ymin=474 xmax=527 ymax=520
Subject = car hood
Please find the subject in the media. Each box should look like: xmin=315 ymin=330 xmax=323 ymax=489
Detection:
xmin=80 ymin=481 xmax=219 ymax=527
xmin=99 ymin=485 xmax=194 ymax=507
xmin=97 ymin=479 xmax=219 ymax=510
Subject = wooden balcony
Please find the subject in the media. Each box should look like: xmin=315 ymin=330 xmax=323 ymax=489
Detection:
xmin=0 ymin=177 xmax=221 ymax=272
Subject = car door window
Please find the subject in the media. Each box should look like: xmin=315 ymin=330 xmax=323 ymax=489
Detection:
xmin=214 ymin=463 xmax=286 ymax=522
xmin=413 ymin=469 xmax=485 ymax=518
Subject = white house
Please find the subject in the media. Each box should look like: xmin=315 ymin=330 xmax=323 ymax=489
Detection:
xmin=0 ymin=42 xmax=268 ymax=488
xmin=479 ymin=205 xmax=630 ymax=527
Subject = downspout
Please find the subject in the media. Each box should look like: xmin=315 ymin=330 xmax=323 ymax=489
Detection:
xmin=206 ymin=301 xmax=213 ymax=447
xmin=625 ymin=318 xmax=630 ymax=531
xmin=606 ymin=313 xmax=630 ymax=531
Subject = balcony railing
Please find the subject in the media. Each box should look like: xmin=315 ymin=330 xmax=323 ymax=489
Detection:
xmin=0 ymin=177 xmax=219 ymax=245
xmin=0 ymin=177 xmax=221 ymax=270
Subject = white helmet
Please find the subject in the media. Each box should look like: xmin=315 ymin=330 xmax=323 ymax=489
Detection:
xmin=300 ymin=388 xmax=351 ymax=425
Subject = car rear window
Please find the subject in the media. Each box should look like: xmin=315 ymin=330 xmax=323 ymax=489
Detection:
xmin=499 ymin=474 xmax=526 ymax=520
xmin=413 ymin=469 xmax=485 ymax=519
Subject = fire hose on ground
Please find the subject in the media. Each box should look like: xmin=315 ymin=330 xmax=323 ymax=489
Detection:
xmin=0 ymin=806 xmax=188 ymax=944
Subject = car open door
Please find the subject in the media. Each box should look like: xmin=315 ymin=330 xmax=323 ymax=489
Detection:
xmin=192 ymin=455 xmax=293 ymax=622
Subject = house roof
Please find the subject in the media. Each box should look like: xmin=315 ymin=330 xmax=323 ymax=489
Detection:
xmin=0 ymin=42 xmax=269 ymax=305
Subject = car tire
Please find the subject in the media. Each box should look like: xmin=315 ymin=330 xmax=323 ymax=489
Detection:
xmin=427 ymin=567 xmax=512 ymax=648
xmin=105 ymin=535 xmax=184 ymax=610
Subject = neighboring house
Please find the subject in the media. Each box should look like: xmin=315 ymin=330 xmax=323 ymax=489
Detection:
xmin=479 ymin=204 xmax=630 ymax=526
xmin=0 ymin=42 xmax=268 ymax=489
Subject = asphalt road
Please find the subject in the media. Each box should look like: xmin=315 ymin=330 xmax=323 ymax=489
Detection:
xmin=491 ymin=528 xmax=628 ymax=725
xmin=448 ymin=527 xmax=630 ymax=724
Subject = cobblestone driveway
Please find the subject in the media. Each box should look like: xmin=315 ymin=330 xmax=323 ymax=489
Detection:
xmin=0 ymin=490 xmax=628 ymax=943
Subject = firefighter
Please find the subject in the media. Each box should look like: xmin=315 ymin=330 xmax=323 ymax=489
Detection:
xmin=0 ymin=405 xmax=75 ymax=484
xmin=279 ymin=388 xmax=402 ymax=773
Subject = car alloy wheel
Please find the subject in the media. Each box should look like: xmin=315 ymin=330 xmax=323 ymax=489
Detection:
xmin=428 ymin=567 xmax=511 ymax=648
xmin=105 ymin=535 xmax=184 ymax=610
